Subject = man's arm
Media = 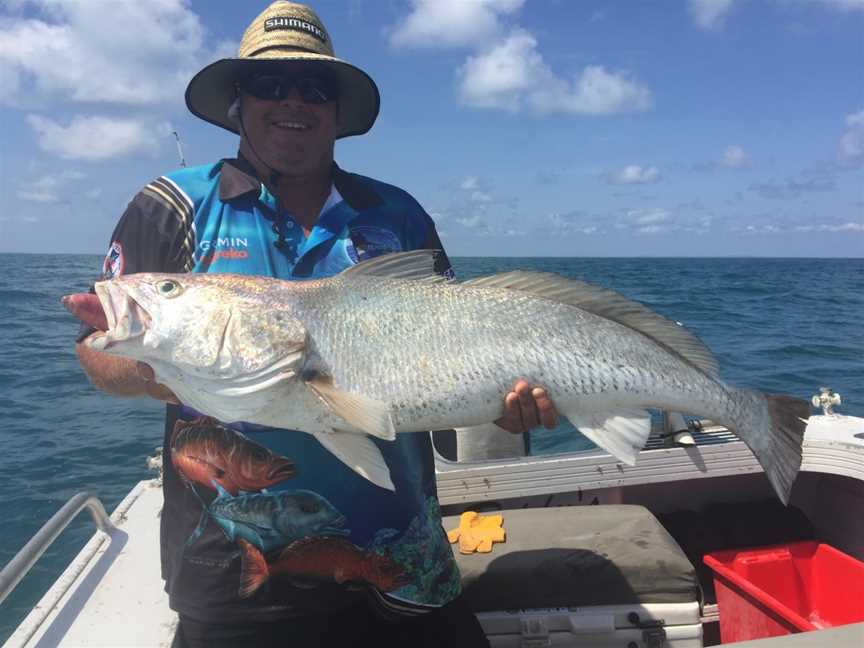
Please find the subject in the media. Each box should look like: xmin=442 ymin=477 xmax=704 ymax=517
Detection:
xmin=75 ymin=342 xmax=178 ymax=402
xmin=73 ymin=180 xmax=191 ymax=403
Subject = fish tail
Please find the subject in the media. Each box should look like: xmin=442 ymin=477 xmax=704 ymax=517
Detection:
xmin=184 ymin=496 xmax=210 ymax=547
xmin=238 ymin=539 xmax=270 ymax=599
xmin=728 ymin=389 xmax=810 ymax=505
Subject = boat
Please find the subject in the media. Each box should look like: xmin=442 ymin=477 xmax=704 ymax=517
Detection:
xmin=1 ymin=388 xmax=862 ymax=647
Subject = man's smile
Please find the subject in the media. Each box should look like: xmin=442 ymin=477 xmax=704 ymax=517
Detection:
xmin=273 ymin=120 xmax=308 ymax=131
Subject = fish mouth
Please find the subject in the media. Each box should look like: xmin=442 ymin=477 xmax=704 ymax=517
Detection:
xmin=87 ymin=281 xmax=152 ymax=351
xmin=327 ymin=514 xmax=349 ymax=533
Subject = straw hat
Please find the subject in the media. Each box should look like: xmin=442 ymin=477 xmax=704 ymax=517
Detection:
xmin=185 ymin=1 xmax=380 ymax=139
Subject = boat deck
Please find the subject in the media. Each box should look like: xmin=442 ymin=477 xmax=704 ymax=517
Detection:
xmin=3 ymin=415 xmax=863 ymax=647
xmin=4 ymin=481 xmax=175 ymax=648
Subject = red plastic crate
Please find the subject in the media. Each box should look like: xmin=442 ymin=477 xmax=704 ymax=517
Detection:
xmin=704 ymin=541 xmax=864 ymax=643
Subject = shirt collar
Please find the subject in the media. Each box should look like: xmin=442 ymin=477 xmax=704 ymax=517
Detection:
xmin=218 ymin=155 xmax=382 ymax=211
xmin=218 ymin=155 xmax=260 ymax=201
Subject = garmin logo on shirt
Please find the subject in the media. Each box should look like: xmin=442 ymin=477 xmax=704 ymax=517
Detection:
xmin=199 ymin=237 xmax=249 ymax=263
xmin=264 ymin=17 xmax=327 ymax=43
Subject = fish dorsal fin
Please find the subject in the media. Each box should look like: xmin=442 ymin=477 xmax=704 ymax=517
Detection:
xmin=340 ymin=250 xmax=451 ymax=284
xmin=463 ymin=271 xmax=719 ymax=377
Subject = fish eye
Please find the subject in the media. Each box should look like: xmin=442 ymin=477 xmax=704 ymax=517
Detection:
xmin=299 ymin=501 xmax=320 ymax=514
xmin=155 ymin=279 xmax=183 ymax=298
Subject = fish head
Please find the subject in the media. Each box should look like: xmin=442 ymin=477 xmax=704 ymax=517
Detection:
xmin=364 ymin=553 xmax=408 ymax=591
xmin=274 ymin=491 xmax=348 ymax=536
xmin=81 ymin=273 xmax=306 ymax=381
xmin=237 ymin=442 xmax=297 ymax=487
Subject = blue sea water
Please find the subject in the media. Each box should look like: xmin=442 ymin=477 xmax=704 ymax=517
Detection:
xmin=0 ymin=253 xmax=861 ymax=640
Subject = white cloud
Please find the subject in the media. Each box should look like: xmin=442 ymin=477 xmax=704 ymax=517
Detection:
xmin=433 ymin=175 xmax=522 ymax=235
xmin=0 ymin=0 xmax=231 ymax=107
xmin=749 ymin=171 xmax=837 ymax=199
xmin=531 ymin=65 xmax=652 ymax=115
xmin=548 ymin=211 xmax=600 ymax=235
xmin=742 ymin=220 xmax=863 ymax=234
xmin=16 ymin=168 xmax=87 ymax=203
xmin=458 ymin=176 xmax=493 ymax=202
xmin=617 ymin=206 xmax=713 ymax=234
xmin=461 ymin=176 xmax=480 ymax=190
xmin=721 ymin=145 xmax=751 ymax=168
xmin=456 ymin=214 xmax=484 ymax=228
xmin=627 ymin=208 xmax=672 ymax=226
xmin=459 ymin=30 xmax=651 ymax=115
xmin=806 ymin=0 xmax=864 ymax=11
xmin=688 ymin=0 xmax=864 ymax=31
xmin=549 ymin=204 xmax=714 ymax=237
xmin=388 ymin=0 xmax=524 ymax=48
xmin=26 ymin=114 xmax=170 ymax=160
xmin=839 ymin=109 xmax=864 ymax=165
xmin=609 ymin=165 xmax=661 ymax=185
xmin=743 ymin=224 xmax=782 ymax=234
xmin=689 ymin=0 xmax=736 ymax=29
xmin=793 ymin=221 xmax=864 ymax=232
xmin=457 ymin=30 xmax=539 ymax=111
xmin=694 ymin=145 xmax=752 ymax=171
xmin=17 ymin=190 xmax=61 ymax=203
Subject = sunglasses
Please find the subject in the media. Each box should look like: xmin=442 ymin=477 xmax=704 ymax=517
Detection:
xmin=238 ymin=74 xmax=338 ymax=104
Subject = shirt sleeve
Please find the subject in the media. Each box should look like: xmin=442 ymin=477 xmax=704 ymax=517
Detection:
xmin=76 ymin=185 xmax=193 ymax=341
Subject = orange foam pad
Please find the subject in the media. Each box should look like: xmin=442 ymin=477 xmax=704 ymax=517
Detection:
xmin=446 ymin=511 xmax=506 ymax=554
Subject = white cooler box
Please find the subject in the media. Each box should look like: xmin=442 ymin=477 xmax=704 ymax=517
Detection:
xmin=445 ymin=505 xmax=702 ymax=648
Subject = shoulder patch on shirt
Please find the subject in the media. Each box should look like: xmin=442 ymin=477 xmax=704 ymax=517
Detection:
xmin=347 ymin=226 xmax=403 ymax=263
xmin=102 ymin=241 xmax=124 ymax=279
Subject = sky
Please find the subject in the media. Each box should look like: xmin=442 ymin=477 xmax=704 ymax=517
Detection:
xmin=0 ymin=0 xmax=862 ymax=257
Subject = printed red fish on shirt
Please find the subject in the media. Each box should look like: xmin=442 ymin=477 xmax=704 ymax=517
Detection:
xmin=238 ymin=537 xmax=408 ymax=598
xmin=171 ymin=417 xmax=296 ymax=495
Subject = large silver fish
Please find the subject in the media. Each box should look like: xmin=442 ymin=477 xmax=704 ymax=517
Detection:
xmin=64 ymin=251 xmax=808 ymax=501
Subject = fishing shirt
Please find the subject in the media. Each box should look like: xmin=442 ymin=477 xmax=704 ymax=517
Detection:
xmin=91 ymin=156 xmax=462 ymax=623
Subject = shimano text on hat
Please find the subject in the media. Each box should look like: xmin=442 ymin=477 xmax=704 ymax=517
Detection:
xmin=264 ymin=16 xmax=327 ymax=43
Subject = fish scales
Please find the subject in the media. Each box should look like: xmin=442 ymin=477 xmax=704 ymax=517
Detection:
xmin=299 ymin=275 xmax=728 ymax=432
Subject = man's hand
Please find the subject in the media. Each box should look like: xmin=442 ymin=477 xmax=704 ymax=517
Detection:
xmin=494 ymin=379 xmax=559 ymax=434
xmin=136 ymin=362 xmax=180 ymax=404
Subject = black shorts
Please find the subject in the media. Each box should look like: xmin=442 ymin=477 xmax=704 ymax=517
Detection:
xmin=171 ymin=595 xmax=489 ymax=648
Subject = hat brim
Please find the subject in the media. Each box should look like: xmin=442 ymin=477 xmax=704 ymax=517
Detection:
xmin=185 ymin=52 xmax=380 ymax=139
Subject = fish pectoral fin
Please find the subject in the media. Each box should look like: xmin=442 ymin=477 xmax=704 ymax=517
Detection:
xmin=314 ymin=430 xmax=395 ymax=491
xmin=563 ymin=408 xmax=652 ymax=466
xmin=305 ymin=375 xmax=396 ymax=441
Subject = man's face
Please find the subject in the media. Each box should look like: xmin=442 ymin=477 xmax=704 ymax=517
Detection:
xmin=237 ymin=63 xmax=339 ymax=179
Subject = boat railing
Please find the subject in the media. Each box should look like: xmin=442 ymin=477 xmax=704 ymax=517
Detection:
xmin=0 ymin=492 xmax=114 ymax=605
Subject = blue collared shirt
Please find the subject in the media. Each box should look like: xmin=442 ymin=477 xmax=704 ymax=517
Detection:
xmin=98 ymin=157 xmax=459 ymax=621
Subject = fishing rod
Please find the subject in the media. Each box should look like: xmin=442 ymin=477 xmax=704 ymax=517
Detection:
xmin=172 ymin=131 xmax=187 ymax=168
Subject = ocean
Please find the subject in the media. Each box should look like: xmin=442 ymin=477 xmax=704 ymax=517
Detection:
xmin=0 ymin=253 xmax=862 ymax=640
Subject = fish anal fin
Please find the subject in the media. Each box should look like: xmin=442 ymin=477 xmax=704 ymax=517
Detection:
xmin=563 ymin=408 xmax=652 ymax=465
xmin=314 ymin=430 xmax=395 ymax=491
xmin=306 ymin=375 xmax=396 ymax=441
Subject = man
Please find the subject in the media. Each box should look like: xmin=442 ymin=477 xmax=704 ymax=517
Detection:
xmin=75 ymin=2 xmax=557 ymax=646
